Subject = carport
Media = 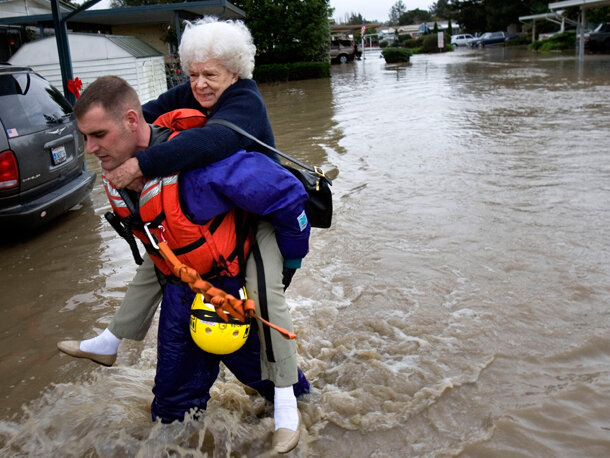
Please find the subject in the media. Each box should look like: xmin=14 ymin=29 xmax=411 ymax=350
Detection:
xmin=0 ymin=0 xmax=244 ymax=103
xmin=518 ymin=12 xmax=577 ymax=42
xmin=548 ymin=0 xmax=610 ymax=61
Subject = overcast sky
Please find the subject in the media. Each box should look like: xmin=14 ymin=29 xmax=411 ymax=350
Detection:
xmin=331 ymin=0 xmax=434 ymax=23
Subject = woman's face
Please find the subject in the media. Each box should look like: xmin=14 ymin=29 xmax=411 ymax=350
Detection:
xmin=189 ymin=59 xmax=238 ymax=110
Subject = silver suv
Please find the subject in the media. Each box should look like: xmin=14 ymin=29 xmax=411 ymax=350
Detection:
xmin=330 ymin=39 xmax=356 ymax=64
xmin=0 ymin=64 xmax=95 ymax=230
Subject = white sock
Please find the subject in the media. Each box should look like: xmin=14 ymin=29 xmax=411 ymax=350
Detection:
xmin=274 ymin=386 xmax=299 ymax=431
xmin=79 ymin=328 xmax=121 ymax=355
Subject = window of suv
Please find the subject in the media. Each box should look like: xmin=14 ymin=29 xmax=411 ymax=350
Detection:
xmin=0 ymin=71 xmax=73 ymax=137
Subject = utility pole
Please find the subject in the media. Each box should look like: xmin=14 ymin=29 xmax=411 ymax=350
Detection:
xmin=50 ymin=0 xmax=101 ymax=104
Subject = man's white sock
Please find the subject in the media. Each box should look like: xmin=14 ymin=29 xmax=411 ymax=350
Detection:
xmin=274 ymin=386 xmax=299 ymax=431
xmin=79 ymin=328 xmax=121 ymax=355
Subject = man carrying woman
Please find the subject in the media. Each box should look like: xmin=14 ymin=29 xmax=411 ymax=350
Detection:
xmin=58 ymin=17 xmax=308 ymax=454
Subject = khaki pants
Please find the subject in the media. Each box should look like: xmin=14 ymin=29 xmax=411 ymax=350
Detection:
xmin=108 ymin=220 xmax=298 ymax=387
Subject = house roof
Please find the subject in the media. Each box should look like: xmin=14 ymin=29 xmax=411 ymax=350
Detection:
xmin=0 ymin=0 xmax=74 ymax=17
xmin=105 ymin=34 xmax=163 ymax=58
xmin=9 ymin=32 xmax=162 ymax=65
xmin=331 ymin=24 xmax=381 ymax=33
xmin=549 ymin=0 xmax=610 ymax=9
xmin=0 ymin=0 xmax=244 ymax=26
xmin=519 ymin=12 xmax=564 ymax=21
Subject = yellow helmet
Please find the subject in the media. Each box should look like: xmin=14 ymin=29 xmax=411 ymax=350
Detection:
xmin=190 ymin=293 xmax=251 ymax=355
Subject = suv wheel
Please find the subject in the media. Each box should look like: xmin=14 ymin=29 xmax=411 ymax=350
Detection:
xmin=339 ymin=54 xmax=348 ymax=64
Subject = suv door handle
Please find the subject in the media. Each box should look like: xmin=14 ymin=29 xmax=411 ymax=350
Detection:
xmin=44 ymin=134 xmax=74 ymax=149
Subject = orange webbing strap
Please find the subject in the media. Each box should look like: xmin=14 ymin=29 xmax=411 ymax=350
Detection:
xmin=156 ymin=240 xmax=296 ymax=340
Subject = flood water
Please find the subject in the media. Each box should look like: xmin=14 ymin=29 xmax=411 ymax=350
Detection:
xmin=1 ymin=47 xmax=610 ymax=457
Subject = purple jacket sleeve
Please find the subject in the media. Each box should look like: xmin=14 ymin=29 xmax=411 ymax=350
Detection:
xmin=182 ymin=151 xmax=310 ymax=261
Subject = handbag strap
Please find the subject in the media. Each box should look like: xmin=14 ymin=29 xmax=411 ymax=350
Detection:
xmin=206 ymin=118 xmax=330 ymax=183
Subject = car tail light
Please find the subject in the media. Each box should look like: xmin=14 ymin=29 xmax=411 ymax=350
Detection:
xmin=0 ymin=150 xmax=19 ymax=189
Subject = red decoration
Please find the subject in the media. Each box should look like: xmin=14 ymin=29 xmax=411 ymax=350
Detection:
xmin=67 ymin=77 xmax=83 ymax=99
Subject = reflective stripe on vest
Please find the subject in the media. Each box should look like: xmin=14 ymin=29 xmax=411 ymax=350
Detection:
xmin=103 ymin=174 xmax=250 ymax=280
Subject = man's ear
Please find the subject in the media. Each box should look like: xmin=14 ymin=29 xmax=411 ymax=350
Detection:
xmin=124 ymin=109 xmax=139 ymax=132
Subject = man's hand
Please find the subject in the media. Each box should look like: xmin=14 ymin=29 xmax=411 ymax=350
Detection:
xmin=105 ymin=157 xmax=143 ymax=189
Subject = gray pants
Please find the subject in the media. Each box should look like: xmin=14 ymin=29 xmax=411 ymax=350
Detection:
xmin=108 ymin=220 xmax=298 ymax=387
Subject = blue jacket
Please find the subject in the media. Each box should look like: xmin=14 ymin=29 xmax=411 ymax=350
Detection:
xmin=140 ymin=79 xmax=278 ymax=177
xmin=179 ymin=150 xmax=310 ymax=261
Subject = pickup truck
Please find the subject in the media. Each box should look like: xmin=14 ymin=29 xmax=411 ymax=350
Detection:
xmin=470 ymin=31 xmax=512 ymax=48
xmin=587 ymin=23 xmax=610 ymax=52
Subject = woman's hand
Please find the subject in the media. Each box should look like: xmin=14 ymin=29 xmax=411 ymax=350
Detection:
xmin=105 ymin=157 xmax=143 ymax=189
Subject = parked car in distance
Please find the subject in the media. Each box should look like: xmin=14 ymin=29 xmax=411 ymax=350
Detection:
xmin=0 ymin=64 xmax=96 ymax=230
xmin=451 ymin=34 xmax=475 ymax=47
xmin=330 ymin=39 xmax=356 ymax=64
xmin=587 ymin=22 xmax=610 ymax=52
xmin=470 ymin=31 xmax=512 ymax=48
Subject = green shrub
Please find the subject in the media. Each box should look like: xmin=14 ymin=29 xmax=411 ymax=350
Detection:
xmin=381 ymin=47 xmax=412 ymax=63
xmin=403 ymin=37 xmax=424 ymax=49
xmin=253 ymin=62 xmax=330 ymax=83
xmin=506 ymin=35 xmax=530 ymax=46
xmin=380 ymin=40 xmax=389 ymax=48
xmin=418 ymin=33 xmax=452 ymax=53
xmin=422 ymin=34 xmax=441 ymax=53
xmin=531 ymin=31 xmax=576 ymax=51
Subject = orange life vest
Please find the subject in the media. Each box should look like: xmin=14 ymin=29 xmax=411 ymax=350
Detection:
xmin=103 ymin=108 xmax=251 ymax=280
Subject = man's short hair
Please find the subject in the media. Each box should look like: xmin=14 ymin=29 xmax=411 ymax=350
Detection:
xmin=74 ymin=75 xmax=142 ymax=121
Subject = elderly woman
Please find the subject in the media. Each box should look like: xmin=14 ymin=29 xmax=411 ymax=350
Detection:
xmin=58 ymin=18 xmax=307 ymax=454
xmin=107 ymin=18 xmax=278 ymax=186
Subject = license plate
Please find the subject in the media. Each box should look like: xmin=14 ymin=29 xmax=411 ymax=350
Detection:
xmin=51 ymin=145 xmax=67 ymax=165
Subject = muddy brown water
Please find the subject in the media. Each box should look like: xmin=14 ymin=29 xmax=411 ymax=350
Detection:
xmin=1 ymin=47 xmax=609 ymax=457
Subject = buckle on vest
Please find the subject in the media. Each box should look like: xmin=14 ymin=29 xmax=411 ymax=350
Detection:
xmin=144 ymin=222 xmax=166 ymax=250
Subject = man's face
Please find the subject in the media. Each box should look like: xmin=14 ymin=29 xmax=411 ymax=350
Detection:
xmin=76 ymin=104 xmax=136 ymax=171
xmin=189 ymin=59 xmax=238 ymax=110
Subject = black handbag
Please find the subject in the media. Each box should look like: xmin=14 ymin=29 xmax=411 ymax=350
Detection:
xmin=206 ymin=119 xmax=333 ymax=228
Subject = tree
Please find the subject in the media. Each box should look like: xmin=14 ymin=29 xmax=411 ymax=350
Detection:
xmin=484 ymin=0 xmax=524 ymax=31
xmin=389 ymin=0 xmax=407 ymax=24
xmin=238 ymin=0 xmax=331 ymax=64
xmin=342 ymin=12 xmax=364 ymax=25
xmin=447 ymin=0 xmax=569 ymax=34
xmin=115 ymin=0 xmax=333 ymax=64
xmin=563 ymin=5 xmax=610 ymax=23
xmin=586 ymin=6 xmax=610 ymax=23
xmin=450 ymin=1 xmax=485 ymax=33
xmin=398 ymin=9 xmax=432 ymax=25
xmin=430 ymin=0 xmax=452 ymax=19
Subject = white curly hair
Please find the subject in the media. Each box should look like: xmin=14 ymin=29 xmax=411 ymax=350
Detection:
xmin=178 ymin=17 xmax=256 ymax=79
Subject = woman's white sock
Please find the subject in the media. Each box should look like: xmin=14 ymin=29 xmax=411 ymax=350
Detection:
xmin=274 ymin=386 xmax=299 ymax=431
xmin=79 ymin=328 xmax=121 ymax=355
